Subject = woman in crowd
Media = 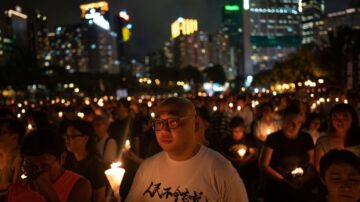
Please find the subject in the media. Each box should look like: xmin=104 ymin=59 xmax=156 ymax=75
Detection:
xmin=303 ymin=113 xmax=323 ymax=144
xmin=315 ymin=103 xmax=360 ymax=172
xmin=63 ymin=120 xmax=109 ymax=202
xmin=259 ymin=104 xmax=316 ymax=202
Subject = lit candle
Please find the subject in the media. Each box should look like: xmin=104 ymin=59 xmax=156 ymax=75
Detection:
xmin=237 ymin=106 xmax=241 ymax=111
xmin=266 ymin=128 xmax=271 ymax=136
xmin=77 ymin=112 xmax=84 ymax=119
xmin=291 ymin=167 xmax=304 ymax=177
xmin=58 ymin=111 xmax=63 ymax=118
xmin=21 ymin=174 xmax=27 ymax=180
xmin=237 ymin=148 xmax=246 ymax=158
xmin=27 ymin=124 xmax=33 ymax=131
xmin=213 ymin=106 xmax=217 ymax=112
xmin=105 ymin=162 xmax=125 ymax=202
xmin=124 ymin=139 xmax=131 ymax=150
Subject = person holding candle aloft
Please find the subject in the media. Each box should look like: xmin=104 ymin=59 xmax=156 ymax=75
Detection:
xmin=221 ymin=116 xmax=258 ymax=201
xmin=259 ymin=103 xmax=316 ymax=202
xmin=253 ymin=102 xmax=282 ymax=144
xmin=63 ymin=120 xmax=109 ymax=202
xmin=126 ymin=97 xmax=248 ymax=202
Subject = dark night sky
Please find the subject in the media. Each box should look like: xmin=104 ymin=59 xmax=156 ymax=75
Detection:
xmin=0 ymin=0 xmax=352 ymax=59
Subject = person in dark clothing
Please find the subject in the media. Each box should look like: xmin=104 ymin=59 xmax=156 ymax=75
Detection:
xmin=63 ymin=120 xmax=109 ymax=202
xmin=221 ymin=116 xmax=258 ymax=200
xmin=259 ymin=104 xmax=317 ymax=202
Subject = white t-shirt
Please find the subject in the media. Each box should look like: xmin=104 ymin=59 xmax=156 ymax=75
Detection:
xmin=97 ymin=134 xmax=117 ymax=165
xmin=126 ymin=145 xmax=248 ymax=202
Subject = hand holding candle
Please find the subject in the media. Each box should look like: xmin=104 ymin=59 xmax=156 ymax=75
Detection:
xmin=105 ymin=162 xmax=125 ymax=201
xmin=237 ymin=148 xmax=246 ymax=158
xmin=291 ymin=167 xmax=304 ymax=177
xmin=266 ymin=128 xmax=271 ymax=136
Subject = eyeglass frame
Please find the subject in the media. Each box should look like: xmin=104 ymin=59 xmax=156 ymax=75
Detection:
xmin=152 ymin=114 xmax=197 ymax=131
xmin=64 ymin=133 xmax=85 ymax=140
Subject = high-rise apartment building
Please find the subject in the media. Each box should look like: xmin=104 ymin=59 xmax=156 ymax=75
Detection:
xmin=27 ymin=10 xmax=50 ymax=67
xmin=249 ymin=0 xmax=302 ymax=73
xmin=300 ymin=0 xmax=325 ymax=45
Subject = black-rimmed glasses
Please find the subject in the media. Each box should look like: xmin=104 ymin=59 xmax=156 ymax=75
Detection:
xmin=152 ymin=115 xmax=196 ymax=131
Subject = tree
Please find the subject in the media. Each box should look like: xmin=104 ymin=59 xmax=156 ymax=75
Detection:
xmin=203 ymin=64 xmax=227 ymax=84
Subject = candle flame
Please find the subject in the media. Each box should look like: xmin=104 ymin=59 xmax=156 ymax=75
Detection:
xmin=237 ymin=148 xmax=246 ymax=158
xmin=21 ymin=174 xmax=27 ymax=179
xmin=27 ymin=124 xmax=33 ymax=131
xmin=111 ymin=162 xmax=122 ymax=169
xmin=266 ymin=128 xmax=271 ymax=135
xmin=291 ymin=167 xmax=304 ymax=176
xmin=124 ymin=139 xmax=131 ymax=150
xmin=237 ymin=106 xmax=241 ymax=111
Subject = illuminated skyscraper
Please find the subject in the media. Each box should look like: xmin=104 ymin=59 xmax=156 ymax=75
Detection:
xmin=0 ymin=21 xmax=16 ymax=66
xmin=27 ymin=10 xmax=51 ymax=67
xmin=221 ymin=0 xmax=251 ymax=76
xmin=114 ymin=9 xmax=133 ymax=74
xmin=300 ymin=0 xmax=325 ymax=45
xmin=249 ymin=0 xmax=302 ymax=73
xmin=4 ymin=6 xmax=28 ymax=51
xmin=173 ymin=31 xmax=209 ymax=70
xmin=80 ymin=1 xmax=110 ymax=30
xmin=171 ymin=17 xmax=198 ymax=39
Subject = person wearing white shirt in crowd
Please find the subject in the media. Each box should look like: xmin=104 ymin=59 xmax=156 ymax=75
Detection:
xmin=126 ymin=97 xmax=248 ymax=202
xmin=233 ymin=95 xmax=253 ymax=134
xmin=93 ymin=115 xmax=117 ymax=167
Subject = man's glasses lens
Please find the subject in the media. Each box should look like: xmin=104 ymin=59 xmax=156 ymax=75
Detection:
xmin=153 ymin=118 xmax=179 ymax=131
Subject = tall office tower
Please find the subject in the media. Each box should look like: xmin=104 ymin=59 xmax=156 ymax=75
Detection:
xmin=184 ymin=31 xmax=209 ymax=71
xmin=249 ymin=0 xmax=302 ymax=74
xmin=171 ymin=17 xmax=198 ymax=39
xmin=323 ymin=2 xmax=360 ymax=89
xmin=163 ymin=41 xmax=174 ymax=68
xmin=50 ymin=23 xmax=119 ymax=74
xmin=221 ymin=0 xmax=251 ymax=77
xmin=50 ymin=24 xmax=89 ymax=73
xmin=173 ymin=31 xmax=210 ymax=70
xmin=77 ymin=1 xmax=119 ymax=73
xmin=0 ymin=21 xmax=16 ymax=66
xmin=209 ymin=31 xmax=236 ymax=80
xmin=300 ymin=0 xmax=325 ymax=45
xmin=80 ymin=1 xmax=110 ymax=30
xmin=4 ymin=6 xmax=28 ymax=51
xmin=114 ymin=10 xmax=132 ymax=73
xmin=27 ymin=10 xmax=50 ymax=67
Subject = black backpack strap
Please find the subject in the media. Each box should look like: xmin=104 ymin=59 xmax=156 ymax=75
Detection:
xmin=103 ymin=136 xmax=111 ymax=155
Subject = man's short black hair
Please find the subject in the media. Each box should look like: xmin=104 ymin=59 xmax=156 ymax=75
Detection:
xmin=21 ymin=129 xmax=65 ymax=158
xmin=0 ymin=118 xmax=25 ymax=145
xmin=320 ymin=149 xmax=360 ymax=179
xmin=230 ymin=116 xmax=245 ymax=129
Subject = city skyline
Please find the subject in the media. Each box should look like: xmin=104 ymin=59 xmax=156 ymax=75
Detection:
xmin=0 ymin=0 xmax=351 ymax=59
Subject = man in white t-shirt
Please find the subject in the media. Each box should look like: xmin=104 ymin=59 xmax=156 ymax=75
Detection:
xmin=126 ymin=97 xmax=248 ymax=202
xmin=93 ymin=115 xmax=117 ymax=167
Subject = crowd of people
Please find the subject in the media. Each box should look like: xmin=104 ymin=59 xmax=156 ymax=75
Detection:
xmin=0 ymin=89 xmax=360 ymax=202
